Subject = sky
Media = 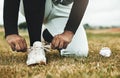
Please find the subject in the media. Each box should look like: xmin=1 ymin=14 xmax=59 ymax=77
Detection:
xmin=0 ymin=0 xmax=120 ymax=27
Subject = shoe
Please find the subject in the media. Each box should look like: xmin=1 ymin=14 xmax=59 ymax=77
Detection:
xmin=60 ymin=49 xmax=88 ymax=57
xmin=26 ymin=41 xmax=46 ymax=66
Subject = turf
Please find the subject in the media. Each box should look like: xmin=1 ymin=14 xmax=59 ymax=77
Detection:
xmin=0 ymin=28 xmax=120 ymax=78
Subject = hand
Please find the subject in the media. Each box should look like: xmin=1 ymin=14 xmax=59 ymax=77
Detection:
xmin=6 ymin=34 xmax=27 ymax=52
xmin=51 ymin=31 xmax=74 ymax=49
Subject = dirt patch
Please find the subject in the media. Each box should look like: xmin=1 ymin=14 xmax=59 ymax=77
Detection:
xmin=87 ymin=28 xmax=120 ymax=34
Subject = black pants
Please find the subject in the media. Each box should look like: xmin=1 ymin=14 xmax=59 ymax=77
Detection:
xmin=4 ymin=0 xmax=53 ymax=46
xmin=23 ymin=0 xmax=46 ymax=46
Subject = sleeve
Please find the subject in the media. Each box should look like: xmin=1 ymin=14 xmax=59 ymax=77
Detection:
xmin=3 ymin=0 xmax=20 ymax=37
xmin=64 ymin=0 xmax=89 ymax=34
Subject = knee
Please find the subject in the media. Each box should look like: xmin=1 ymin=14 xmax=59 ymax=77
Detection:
xmin=77 ymin=48 xmax=89 ymax=57
xmin=73 ymin=45 xmax=89 ymax=57
xmin=60 ymin=47 xmax=89 ymax=57
xmin=72 ymin=44 xmax=89 ymax=57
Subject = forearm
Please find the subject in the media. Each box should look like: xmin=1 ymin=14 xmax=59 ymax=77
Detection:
xmin=3 ymin=0 xmax=20 ymax=37
xmin=64 ymin=0 xmax=89 ymax=34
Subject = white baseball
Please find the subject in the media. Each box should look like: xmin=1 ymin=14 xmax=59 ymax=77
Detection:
xmin=99 ymin=47 xmax=111 ymax=57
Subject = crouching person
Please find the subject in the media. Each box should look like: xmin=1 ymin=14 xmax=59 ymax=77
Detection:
xmin=3 ymin=0 xmax=89 ymax=65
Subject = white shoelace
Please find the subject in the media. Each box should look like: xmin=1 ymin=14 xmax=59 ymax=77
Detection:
xmin=27 ymin=44 xmax=51 ymax=53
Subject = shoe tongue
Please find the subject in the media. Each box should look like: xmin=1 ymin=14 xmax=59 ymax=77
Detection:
xmin=33 ymin=41 xmax=42 ymax=48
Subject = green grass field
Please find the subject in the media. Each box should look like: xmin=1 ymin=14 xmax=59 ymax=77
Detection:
xmin=0 ymin=28 xmax=120 ymax=78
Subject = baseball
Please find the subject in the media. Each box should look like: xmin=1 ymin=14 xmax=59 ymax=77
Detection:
xmin=99 ymin=47 xmax=112 ymax=57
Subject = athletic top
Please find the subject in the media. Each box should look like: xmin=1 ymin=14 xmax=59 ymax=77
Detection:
xmin=3 ymin=0 xmax=88 ymax=37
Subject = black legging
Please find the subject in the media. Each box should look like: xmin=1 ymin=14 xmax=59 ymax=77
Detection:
xmin=23 ymin=0 xmax=46 ymax=46
xmin=43 ymin=29 xmax=53 ymax=43
xmin=4 ymin=0 xmax=46 ymax=46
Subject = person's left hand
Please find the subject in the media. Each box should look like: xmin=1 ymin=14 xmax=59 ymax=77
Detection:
xmin=51 ymin=30 xmax=74 ymax=49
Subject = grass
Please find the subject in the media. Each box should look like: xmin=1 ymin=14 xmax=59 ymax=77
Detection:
xmin=0 ymin=28 xmax=120 ymax=78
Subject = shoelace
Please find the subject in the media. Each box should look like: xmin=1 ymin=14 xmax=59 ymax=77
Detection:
xmin=27 ymin=44 xmax=51 ymax=53
xmin=43 ymin=45 xmax=51 ymax=52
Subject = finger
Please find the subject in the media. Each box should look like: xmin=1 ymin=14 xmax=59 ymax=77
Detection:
xmin=18 ymin=40 xmax=24 ymax=51
xmin=21 ymin=39 xmax=27 ymax=52
xmin=59 ymin=40 xmax=64 ymax=49
xmin=51 ymin=43 xmax=54 ymax=49
xmin=63 ymin=42 xmax=69 ymax=49
xmin=51 ymin=36 xmax=57 ymax=49
xmin=54 ymin=37 xmax=60 ymax=49
xmin=15 ymin=42 xmax=21 ymax=52
xmin=10 ymin=42 xmax=15 ymax=51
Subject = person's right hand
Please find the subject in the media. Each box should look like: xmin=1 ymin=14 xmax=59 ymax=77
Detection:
xmin=6 ymin=34 xmax=27 ymax=52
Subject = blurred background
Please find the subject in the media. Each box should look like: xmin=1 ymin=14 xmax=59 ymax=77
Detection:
xmin=0 ymin=0 xmax=120 ymax=29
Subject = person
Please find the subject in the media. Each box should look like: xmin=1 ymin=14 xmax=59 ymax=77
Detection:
xmin=3 ymin=0 xmax=89 ymax=65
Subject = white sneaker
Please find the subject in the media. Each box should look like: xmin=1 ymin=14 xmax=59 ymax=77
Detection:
xmin=26 ymin=41 xmax=46 ymax=65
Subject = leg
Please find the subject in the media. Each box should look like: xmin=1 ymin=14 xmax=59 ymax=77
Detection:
xmin=43 ymin=29 xmax=53 ymax=43
xmin=21 ymin=0 xmax=45 ymax=46
xmin=61 ymin=25 xmax=89 ymax=57
xmin=20 ymin=0 xmax=50 ymax=66
xmin=44 ymin=2 xmax=88 ymax=57
xmin=45 ymin=18 xmax=88 ymax=57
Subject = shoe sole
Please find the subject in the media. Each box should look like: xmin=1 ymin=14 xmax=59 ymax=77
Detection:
xmin=27 ymin=61 xmax=46 ymax=66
